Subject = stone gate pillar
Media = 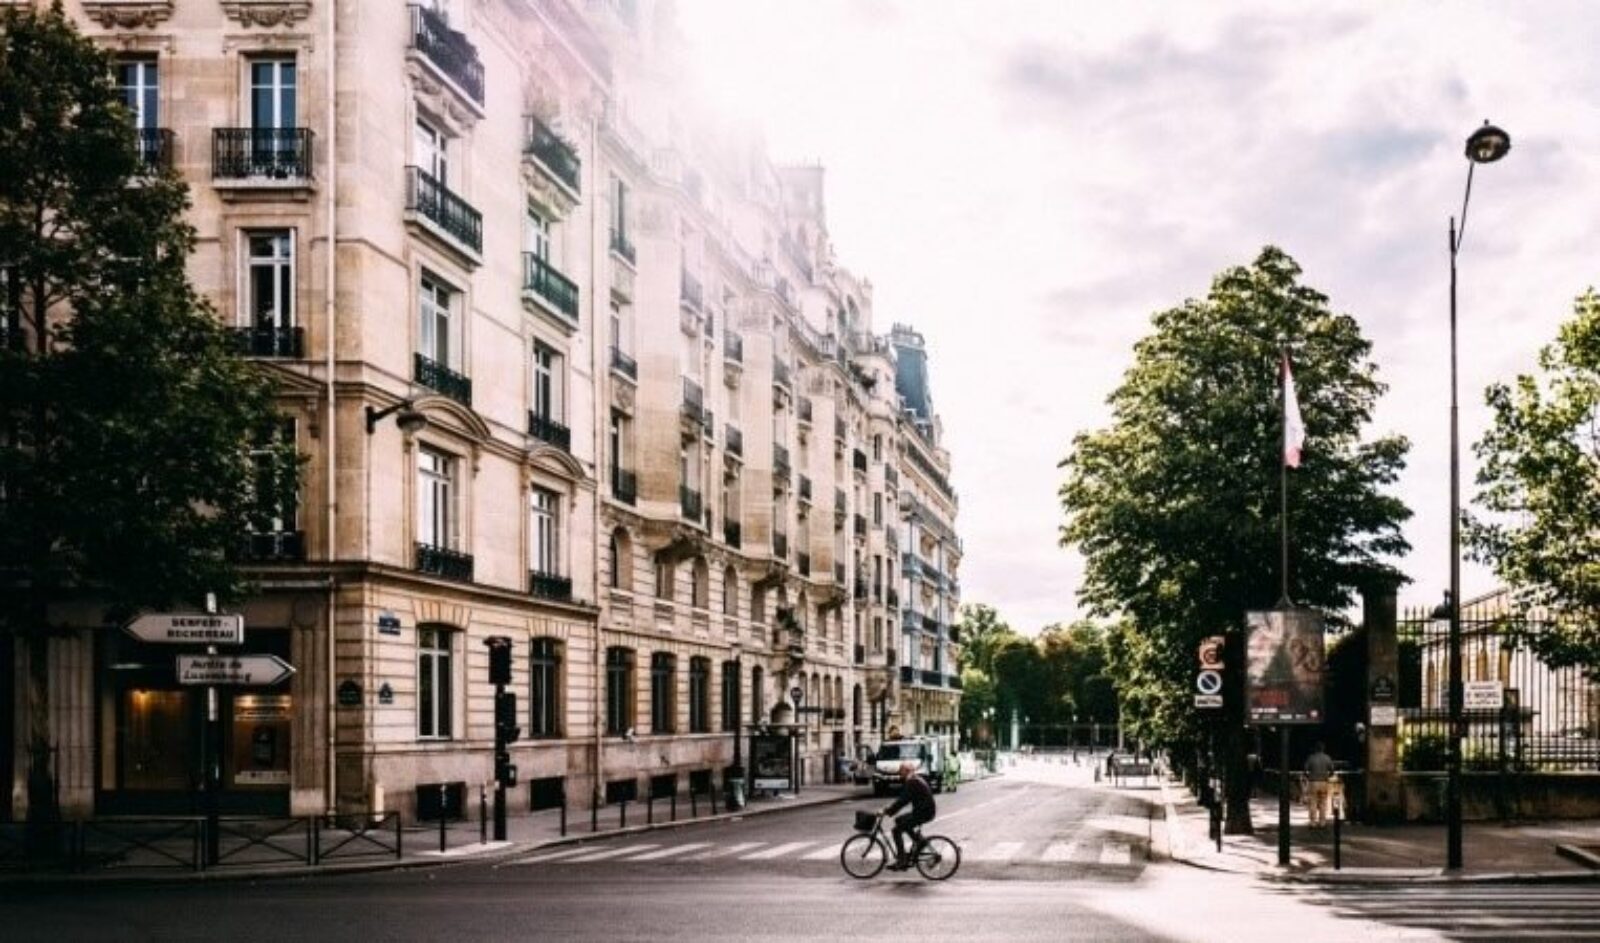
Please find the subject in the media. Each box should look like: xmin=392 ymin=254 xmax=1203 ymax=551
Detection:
xmin=1363 ymin=578 xmax=1403 ymax=823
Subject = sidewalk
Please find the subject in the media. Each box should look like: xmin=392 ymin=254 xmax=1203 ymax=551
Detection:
xmin=1154 ymin=775 xmax=1600 ymax=884
xmin=1 ymin=782 xmax=869 ymax=884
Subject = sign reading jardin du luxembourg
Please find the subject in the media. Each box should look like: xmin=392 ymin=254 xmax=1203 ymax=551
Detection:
xmin=1244 ymin=609 xmax=1325 ymax=725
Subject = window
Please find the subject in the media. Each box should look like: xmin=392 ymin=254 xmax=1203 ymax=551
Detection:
xmin=873 ymin=616 xmax=883 ymax=653
xmin=529 ymin=638 xmax=561 ymax=738
xmin=655 ymin=560 xmax=675 ymax=600
xmin=609 ymin=175 xmax=629 ymax=241
xmin=117 ymin=59 xmax=158 ymax=128
xmin=609 ymin=527 xmax=632 ymax=591
xmin=532 ymin=343 xmax=562 ymax=421
xmin=247 ymin=418 xmax=298 ymax=535
xmin=418 ymin=626 xmax=453 ymax=738
xmin=416 ymin=446 xmax=458 ymax=550
xmin=691 ymin=557 xmax=709 ymax=610
xmin=605 ymin=647 xmax=636 ymax=736
xmin=721 ymin=661 xmax=740 ymax=732
xmin=751 ymin=584 xmax=767 ymax=625
xmin=610 ymin=300 xmax=631 ymax=355
xmin=250 ymin=58 xmax=296 ymax=130
xmin=751 ymin=666 xmax=764 ymax=724
xmin=530 ymin=487 xmax=559 ymax=576
xmin=650 ymin=652 xmax=676 ymax=734
xmin=722 ymin=566 xmax=738 ymax=617
xmin=872 ymin=435 xmax=882 ymax=462
xmin=526 ymin=203 xmax=550 ymax=261
xmin=245 ymin=231 xmax=294 ymax=330
xmin=872 ymin=492 xmax=882 ymax=526
xmin=689 ymin=657 xmax=710 ymax=734
xmin=414 ymin=118 xmax=448 ymax=184
xmin=419 ymin=272 xmax=456 ymax=367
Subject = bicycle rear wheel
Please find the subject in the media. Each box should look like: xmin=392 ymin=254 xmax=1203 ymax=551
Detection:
xmin=839 ymin=834 xmax=887 ymax=879
xmin=915 ymin=835 xmax=960 ymax=881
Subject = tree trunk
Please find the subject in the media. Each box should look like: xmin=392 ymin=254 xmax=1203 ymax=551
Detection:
xmin=24 ymin=625 xmax=58 ymax=827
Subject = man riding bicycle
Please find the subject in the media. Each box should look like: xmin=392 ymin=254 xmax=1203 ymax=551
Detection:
xmin=881 ymin=761 xmax=936 ymax=870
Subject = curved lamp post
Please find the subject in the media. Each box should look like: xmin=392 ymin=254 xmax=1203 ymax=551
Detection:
xmin=1448 ymin=120 xmax=1510 ymax=872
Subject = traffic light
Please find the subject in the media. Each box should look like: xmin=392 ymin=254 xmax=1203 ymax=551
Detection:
xmin=495 ymin=689 xmax=520 ymax=743
xmin=485 ymin=635 xmax=512 ymax=686
xmin=494 ymin=749 xmax=518 ymax=788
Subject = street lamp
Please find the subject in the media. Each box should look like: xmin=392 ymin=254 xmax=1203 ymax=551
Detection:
xmin=1447 ymin=119 xmax=1511 ymax=872
xmin=365 ymin=399 xmax=426 ymax=435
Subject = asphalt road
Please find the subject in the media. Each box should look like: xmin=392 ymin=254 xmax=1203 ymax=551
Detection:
xmin=8 ymin=760 xmax=1600 ymax=942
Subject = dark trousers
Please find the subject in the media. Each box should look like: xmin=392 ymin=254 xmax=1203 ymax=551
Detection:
xmin=892 ymin=810 xmax=933 ymax=861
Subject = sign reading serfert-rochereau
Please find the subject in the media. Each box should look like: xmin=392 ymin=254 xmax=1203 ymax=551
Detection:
xmin=176 ymin=654 xmax=294 ymax=686
xmin=125 ymin=613 xmax=244 ymax=645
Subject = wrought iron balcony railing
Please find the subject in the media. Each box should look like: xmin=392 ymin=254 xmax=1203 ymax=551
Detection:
xmin=680 ymin=269 xmax=703 ymax=310
xmin=773 ymin=359 xmax=791 ymax=389
xmin=680 ymin=485 xmax=703 ymax=522
xmin=773 ymin=444 xmax=791 ymax=483
xmin=409 ymin=3 xmax=484 ymax=106
xmin=797 ymin=397 xmax=813 ymax=424
xmin=407 ymin=166 xmax=482 ymax=254
xmin=610 ymin=346 xmax=638 ymax=381
xmin=523 ymin=253 xmax=579 ymax=324
xmin=609 ymin=228 xmax=636 ymax=266
xmin=529 ymin=570 xmax=573 ymax=602
xmin=523 ymin=114 xmax=580 ymax=192
xmin=899 ymin=665 xmax=914 ymax=685
xmin=725 ymin=424 xmax=743 ymax=458
xmin=135 ymin=127 xmax=174 ymax=171
xmin=239 ymin=530 xmax=305 ymax=562
xmin=798 ymin=475 xmax=812 ymax=503
xmin=921 ymin=669 xmax=942 ymax=687
xmin=528 ymin=411 xmax=571 ymax=451
xmin=853 ymin=449 xmax=868 ymax=473
xmin=948 ymin=674 xmax=963 ymax=691
xmin=232 ymin=325 xmax=303 ymax=358
xmin=416 ymin=541 xmax=473 ymax=582
xmin=854 ymin=644 xmax=865 ymax=665
xmin=212 ymin=127 xmax=313 ymax=180
xmin=611 ymin=467 xmax=637 ymax=505
xmin=414 ymin=352 xmax=472 ymax=407
xmin=853 ymin=514 xmax=866 ymax=539
xmin=681 ymin=377 xmax=706 ymax=425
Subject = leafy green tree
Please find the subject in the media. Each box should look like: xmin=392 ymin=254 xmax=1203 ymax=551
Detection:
xmin=0 ymin=6 xmax=293 ymax=824
xmin=956 ymin=667 xmax=997 ymax=746
xmin=954 ymin=603 xmax=1017 ymax=676
xmin=1059 ymin=247 xmax=1410 ymax=831
xmin=1470 ymin=289 xmax=1600 ymax=674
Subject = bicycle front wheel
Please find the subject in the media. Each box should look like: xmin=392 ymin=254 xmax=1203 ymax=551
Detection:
xmin=839 ymin=834 xmax=887 ymax=879
xmin=915 ymin=835 xmax=961 ymax=881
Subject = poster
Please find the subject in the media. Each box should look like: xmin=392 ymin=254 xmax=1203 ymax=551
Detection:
xmin=1244 ymin=609 xmax=1324 ymax=724
xmin=750 ymin=733 xmax=794 ymax=790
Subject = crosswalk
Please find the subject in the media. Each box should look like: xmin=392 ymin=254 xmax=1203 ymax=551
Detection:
xmin=1306 ymin=884 xmax=1600 ymax=940
xmin=512 ymin=835 xmax=1144 ymax=870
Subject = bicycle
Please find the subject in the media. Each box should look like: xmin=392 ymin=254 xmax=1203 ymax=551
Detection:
xmin=839 ymin=811 xmax=960 ymax=880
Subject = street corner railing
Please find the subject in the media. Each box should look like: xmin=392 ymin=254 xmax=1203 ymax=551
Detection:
xmin=78 ymin=818 xmax=205 ymax=872
xmin=314 ymin=811 xmax=403 ymax=864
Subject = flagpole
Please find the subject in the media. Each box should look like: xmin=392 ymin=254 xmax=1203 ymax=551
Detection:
xmin=1280 ymin=347 xmax=1290 ymax=608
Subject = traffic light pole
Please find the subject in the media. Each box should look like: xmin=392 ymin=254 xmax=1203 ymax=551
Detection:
xmin=493 ymin=685 xmax=508 ymax=842
xmin=484 ymin=636 xmax=518 ymax=844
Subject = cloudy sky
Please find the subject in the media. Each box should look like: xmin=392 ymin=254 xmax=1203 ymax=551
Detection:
xmin=675 ymin=0 xmax=1600 ymax=633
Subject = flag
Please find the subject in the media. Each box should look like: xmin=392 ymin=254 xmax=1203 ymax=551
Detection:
xmin=1282 ymin=354 xmax=1305 ymax=468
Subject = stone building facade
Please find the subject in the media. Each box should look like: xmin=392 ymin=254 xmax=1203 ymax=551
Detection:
xmin=6 ymin=0 xmax=960 ymax=822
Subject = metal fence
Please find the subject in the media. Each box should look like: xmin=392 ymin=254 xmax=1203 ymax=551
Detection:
xmin=1398 ymin=594 xmax=1600 ymax=772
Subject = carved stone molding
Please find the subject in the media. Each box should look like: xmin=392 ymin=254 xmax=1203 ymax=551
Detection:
xmin=407 ymin=61 xmax=481 ymax=133
xmin=82 ymin=1 xmax=174 ymax=28
xmin=220 ymin=1 xmax=313 ymax=28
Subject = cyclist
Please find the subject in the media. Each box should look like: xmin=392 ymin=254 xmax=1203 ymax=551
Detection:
xmin=881 ymin=760 xmax=936 ymax=870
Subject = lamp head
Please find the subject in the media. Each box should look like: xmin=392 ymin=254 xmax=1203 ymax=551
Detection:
xmin=1465 ymin=121 xmax=1511 ymax=164
xmin=396 ymin=405 xmax=427 ymax=434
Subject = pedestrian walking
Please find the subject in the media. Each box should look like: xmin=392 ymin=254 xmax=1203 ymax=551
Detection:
xmin=1304 ymin=741 xmax=1334 ymax=828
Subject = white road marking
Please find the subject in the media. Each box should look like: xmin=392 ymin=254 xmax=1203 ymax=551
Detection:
xmin=621 ymin=843 xmax=711 ymax=861
xmin=973 ymin=841 xmax=1025 ymax=862
xmin=508 ymin=846 xmax=597 ymax=865
xmin=1040 ymin=841 xmax=1080 ymax=862
xmin=687 ymin=841 xmax=763 ymax=860
xmin=560 ymin=843 xmax=660 ymax=863
xmin=739 ymin=841 xmax=816 ymax=860
xmin=802 ymin=844 xmax=843 ymax=860
xmin=1098 ymin=842 xmax=1133 ymax=866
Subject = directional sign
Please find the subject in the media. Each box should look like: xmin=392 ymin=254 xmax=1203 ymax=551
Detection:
xmin=1194 ymin=694 xmax=1224 ymax=709
xmin=125 ymin=613 xmax=243 ymax=645
xmin=176 ymin=654 xmax=294 ymax=686
xmin=1195 ymin=669 xmax=1224 ymax=696
xmin=1198 ymin=636 xmax=1225 ymax=670
xmin=1464 ymin=680 xmax=1504 ymax=710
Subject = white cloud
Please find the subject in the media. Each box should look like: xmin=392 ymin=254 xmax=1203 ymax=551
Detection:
xmin=674 ymin=0 xmax=1600 ymax=631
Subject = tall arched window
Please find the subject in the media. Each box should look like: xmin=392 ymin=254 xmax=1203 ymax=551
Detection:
xmin=722 ymin=566 xmax=739 ymax=616
xmin=691 ymin=556 xmax=710 ymax=609
xmin=751 ymin=665 xmax=765 ymax=722
xmin=853 ymin=684 xmax=863 ymax=727
xmin=609 ymin=527 xmax=633 ymax=591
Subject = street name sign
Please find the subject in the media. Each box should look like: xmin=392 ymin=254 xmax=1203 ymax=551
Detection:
xmin=1464 ymin=680 xmax=1504 ymax=710
xmin=125 ymin=613 xmax=243 ymax=645
xmin=177 ymin=654 xmax=294 ymax=686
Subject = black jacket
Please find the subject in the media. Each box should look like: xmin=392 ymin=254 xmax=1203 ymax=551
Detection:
xmin=886 ymin=773 xmax=936 ymax=819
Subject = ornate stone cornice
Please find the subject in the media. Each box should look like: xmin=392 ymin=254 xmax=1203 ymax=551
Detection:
xmin=220 ymin=1 xmax=313 ymax=28
xmin=81 ymin=1 xmax=174 ymax=29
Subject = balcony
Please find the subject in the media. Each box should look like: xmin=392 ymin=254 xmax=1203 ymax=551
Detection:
xmin=680 ymin=269 xmax=703 ymax=311
xmin=798 ymin=475 xmax=812 ymax=503
xmin=773 ymin=359 xmax=792 ymax=390
xmin=887 ymin=587 xmax=899 ymax=608
xmin=523 ymin=114 xmax=580 ymax=193
xmin=834 ymin=562 xmax=846 ymax=584
xmin=528 ymin=411 xmax=571 ymax=451
xmin=834 ymin=416 xmax=847 ymax=443
xmin=408 ymin=3 xmax=484 ymax=107
xmin=853 ymin=449 xmax=868 ymax=474
xmin=853 ymin=514 xmax=866 ymax=539
xmin=899 ymin=665 xmax=914 ymax=685
xmin=773 ymin=532 xmax=788 ymax=560
xmin=135 ymin=127 xmax=174 ymax=172
xmin=609 ymin=228 xmax=636 ymax=267
xmin=406 ymin=166 xmax=482 ymax=258
xmin=529 ymin=570 xmax=573 ymax=602
xmin=798 ymin=553 xmax=811 ymax=577
xmin=797 ymin=397 xmax=813 ymax=425
xmin=724 ymin=521 xmax=741 ymax=548
xmin=773 ymin=445 xmax=791 ymax=484
xmin=239 ymin=530 xmax=304 ymax=562
xmin=948 ymin=674 xmax=963 ymax=691
xmin=724 ymin=331 xmax=744 ymax=364
xmin=681 ymin=377 xmax=706 ymax=426
xmin=921 ymin=669 xmax=942 ymax=687
xmin=610 ymin=346 xmax=638 ymax=382
xmin=680 ymin=485 xmax=703 ymax=522
xmin=522 ymin=253 xmax=580 ymax=328
xmin=725 ymin=424 xmax=743 ymax=458
xmin=611 ymin=468 xmax=637 ymax=505
xmin=212 ymin=127 xmax=313 ymax=184
xmin=231 ymin=325 xmax=303 ymax=358
xmin=416 ymin=542 xmax=473 ymax=583
xmin=923 ymin=614 xmax=939 ymax=633
xmin=414 ymin=352 xmax=472 ymax=407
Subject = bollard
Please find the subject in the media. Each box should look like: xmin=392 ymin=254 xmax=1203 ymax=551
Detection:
xmin=691 ymin=788 xmax=698 ymax=818
xmin=438 ymin=784 xmax=448 ymax=854
xmin=620 ymin=799 xmax=627 ymax=829
xmin=560 ymin=796 xmax=568 ymax=837
xmin=711 ymin=782 xmax=719 ymax=815
xmin=591 ymin=800 xmax=598 ymax=833
xmin=647 ymin=794 xmax=654 ymax=825
xmin=1333 ymin=805 xmax=1342 ymax=871
xmin=479 ymin=783 xmax=488 ymax=844
xmin=1211 ymin=803 xmax=1223 ymax=853
xmin=671 ymin=791 xmax=677 ymax=822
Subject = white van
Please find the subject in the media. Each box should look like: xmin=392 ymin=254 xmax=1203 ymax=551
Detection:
xmin=870 ymin=737 xmax=948 ymax=796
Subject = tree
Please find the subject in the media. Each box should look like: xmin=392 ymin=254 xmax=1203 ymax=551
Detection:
xmin=954 ymin=603 xmax=1017 ymax=676
xmin=1469 ymin=289 xmax=1600 ymax=674
xmin=956 ymin=668 xmax=997 ymax=746
xmin=0 ymin=6 xmax=293 ymax=824
xmin=1059 ymin=247 xmax=1410 ymax=831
